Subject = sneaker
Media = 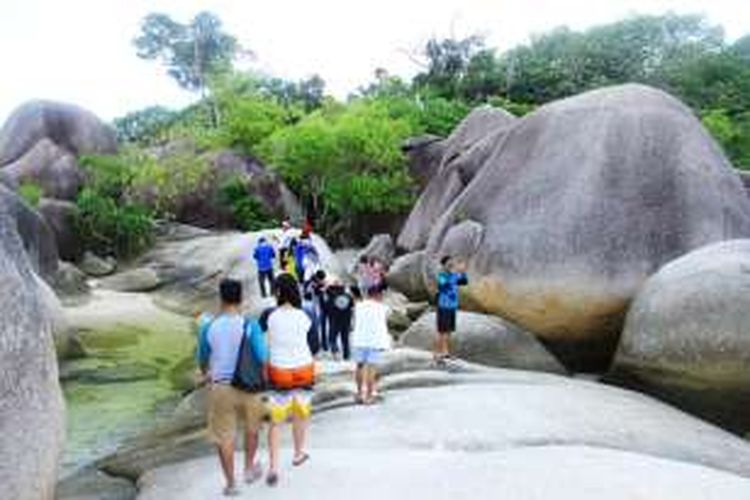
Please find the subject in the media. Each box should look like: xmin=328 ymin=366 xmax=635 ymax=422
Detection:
xmin=244 ymin=463 xmax=263 ymax=484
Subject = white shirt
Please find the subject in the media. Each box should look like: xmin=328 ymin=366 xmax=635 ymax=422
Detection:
xmin=267 ymin=307 xmax=313 ymax=369
xmin=351 ymin=300 xmax=391 ymax=350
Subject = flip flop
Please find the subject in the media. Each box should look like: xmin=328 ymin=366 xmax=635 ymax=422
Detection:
xmin=266 ymin=472 xmax=279 ymax=487
xmin=223 ymin=485 xmax=240 ymax=496
xmin=292 ymin=453 xmax=310 ymax=467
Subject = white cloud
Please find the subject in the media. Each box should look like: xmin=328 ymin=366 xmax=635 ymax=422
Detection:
xmin=0 ymin=0 xmax=747 ymax=124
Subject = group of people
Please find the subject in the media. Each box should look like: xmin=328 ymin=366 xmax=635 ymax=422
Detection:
xmin=197 ymin=221 xmax=397 ymax=495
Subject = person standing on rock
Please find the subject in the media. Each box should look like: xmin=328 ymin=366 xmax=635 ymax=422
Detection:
xmin=253 ymin=236 xmax=276 ymax=299
xmin=260 ymin=273 xmax=316 ymax=486
xmin=351 ymin=285 xmax=391 ymax=403
xmin=196 ymin=279 xmax=268 ymax=496
xmin=435 ymin=255 xmax=468 ymax=365
xmin=326 ymin=279 xmax=354 ymax=360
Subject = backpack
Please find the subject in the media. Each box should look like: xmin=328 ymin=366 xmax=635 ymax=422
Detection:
xmin=231 ymin=317 xmax=266 ymax=393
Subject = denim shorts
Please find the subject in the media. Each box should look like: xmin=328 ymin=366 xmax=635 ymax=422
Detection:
xmin=353 ymin=347 xmax=383 ymax=365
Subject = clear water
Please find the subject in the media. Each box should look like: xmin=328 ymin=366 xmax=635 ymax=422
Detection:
xmin=60 ymin=320 xmax=195 ymax=478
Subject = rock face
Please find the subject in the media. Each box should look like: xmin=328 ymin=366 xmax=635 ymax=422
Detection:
xmin=386 ymin=251 xmax=429 ymax=301
xmin=399 ymin=84 xmax=750 ymax=370
xmin=401 ymin=134 xmax=446 ymax=190
xmin=137 ymin=142 xmax=303 ymax=230
xmin=79 ymin=251 xmax=116 ymax=277
xmin=0 ymin=100 xmax=117 ymax=167
xmin=100 ymin=267 xmax=163 ymax=293
xmin=398 ymin=106 xmax=517 ymax=251
xmin=1 ymin=184 xmax=58 ymax=280
xmin=611 ymin=239 xmax=750 ymax=432
xmin=0 ymin=186 xmax=65 ymax=499
xmin=135 ymin=352 xmax=750 ymax=500
xmin=3 ymin=139 xmax=85 ymax=200
xmin=402 ymin=311 xmax=565 ymax=373
xmin=356 ymin=234 xmax=395 ymax=267
xmin=38 ymin=198 xmax=81 ymax=262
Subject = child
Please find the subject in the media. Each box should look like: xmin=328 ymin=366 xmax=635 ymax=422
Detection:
xmin=435 ymin=255 xmax=468 ymax=364
xmin=350 ymin=285 xmax=391 ymax=404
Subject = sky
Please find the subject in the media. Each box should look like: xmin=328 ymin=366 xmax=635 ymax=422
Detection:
xmin=1 ymin=0 xmax=748 ymax=124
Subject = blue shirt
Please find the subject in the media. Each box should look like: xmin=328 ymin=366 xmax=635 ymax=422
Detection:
xmin=253 ymin=242 xmax=276 ymax=272
xmin=197 ymin=313 xmax=268 ymax=383
xmin=437 ymin=271 xmax=469 ymax=310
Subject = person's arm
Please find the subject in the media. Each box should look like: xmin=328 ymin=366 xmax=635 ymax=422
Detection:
xmin=247 ymin=319 xmax=268 ymax=364
xmin=457 ymin=272 xmax=469 ymax=286
xmin=196 ymin=315 xmax=212 ymax=375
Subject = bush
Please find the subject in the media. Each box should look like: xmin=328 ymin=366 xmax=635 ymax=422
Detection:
xmin=218 ymin=177 xmax=277 ymax=231
xmin=18 ymin=181 xmax=43 ymax=207
xmin=75 ymin=188 xmax=154 ymax=259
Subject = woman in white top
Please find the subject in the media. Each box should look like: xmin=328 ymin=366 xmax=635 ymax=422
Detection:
xmin=262 ymin=273 xmax=315 ymax=487
xmin=351 ymin=285 xmax=391 ymax=404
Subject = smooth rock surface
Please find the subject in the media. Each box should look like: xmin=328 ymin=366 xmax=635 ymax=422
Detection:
xmin=80 ymin=251 xmax=116 ymax=277
xmin=100 ymin=267 xmax=163 ymax=293
xmin=0 ymin=100 xmax=117 ymax=166
xmin=0 ymin=183 xmax=65 ymax=499
xmin=402 ymin=311 xmax=565 ymax=373
xmin=612 ymin=239 xmax=750 ymax=432
xmin=386 ymin=251 xmax=430 ymax=301
xmin=38 ymin=198 xmax=81 ymax=261
xmin=136 ymin=364 xmax=750 ymax=499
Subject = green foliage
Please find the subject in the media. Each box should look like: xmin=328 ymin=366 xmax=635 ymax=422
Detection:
xmin=18 ymin=181 xmax=43 ymax=207
xmin=75 ymin=188 xmax=154 ymax=259
xmin=113 ymin=106 xmax=178 ymax=145
xmin=260 ymin=97 xmax=421 ymax=236
xmin=486 ymin=96 xmax=536 ymax=117
xmin=218 ymin=177 xmax=276 ymax=231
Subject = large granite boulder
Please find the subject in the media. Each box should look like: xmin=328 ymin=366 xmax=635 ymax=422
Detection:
xmin=611 ymin=239 xmax=750 ymax=432
xmin=2 ymin=139 xmax=84 ymax=200
xmin=406 ymin=84 xmax=750 ymax=370
xmin=135 ymin=356 xmax=750 ymax=499
xmin=402 ymin=310 xmax=565 ymax=373
xmin=0 ymin=100 xmax=117 ymax=166
xmin=356 ymin=234 xmax=395 ymax=267
xmin=0 ymin=187 xmax=65 ymax=499
xmin=0 ymin=185 xmax=58 ymax=280
xmin=401 ymin=134 xmax=446 ymax=190
xmin=38 ymin=198 xmax=81 ymax=262
xmin=136 ymin=142 xmax=303 ymax=229
xmin=398 ymin=106 xmax=517 ymax=251
xmin=386 ymin=251 xmax=429 ymax=301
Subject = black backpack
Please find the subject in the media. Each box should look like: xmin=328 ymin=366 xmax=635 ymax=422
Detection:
xmin=230 ymin=317 xmax=267 ymax=393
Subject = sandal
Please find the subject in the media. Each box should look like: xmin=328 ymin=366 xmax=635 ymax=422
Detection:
xmin=223 ymin=485 xmax=240 ymax=496
xmin=266 ymin=472 xmax=279 ymax=487
xmin=292 ymin=452 xmax=310 ymax=467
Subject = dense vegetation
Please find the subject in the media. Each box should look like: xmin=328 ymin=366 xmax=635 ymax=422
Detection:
xmin=82 ymin=11 xmax=749 ymax=257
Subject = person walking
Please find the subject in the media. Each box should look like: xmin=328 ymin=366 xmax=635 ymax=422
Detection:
xmin=252 ymin=236 xmax=276 ymax=299
xmin=260 ymin=273 xmax=316 ymax=487
xmin=326 ymin=280 xmax=354 ymax=360
xmin=196 ymin=279 xmax=268 ymax=496
xmin=435 ymin=255 xmax=468 ymax=364
xmin=351 ymin=285 xmax=391 ymax=404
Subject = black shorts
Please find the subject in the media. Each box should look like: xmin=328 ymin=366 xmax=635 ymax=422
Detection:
xmin=437 ymin=308 xmax=457 ymax=333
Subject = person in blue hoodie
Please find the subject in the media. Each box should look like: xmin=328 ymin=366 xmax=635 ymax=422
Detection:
xmin=435 ymin=255 xmax=468 ymax=364
xmin=253 ymin=236 xmax=276 ymax=298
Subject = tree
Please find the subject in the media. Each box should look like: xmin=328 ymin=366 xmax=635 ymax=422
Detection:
xmin=113 ymin=106 xmax=178 ymax=144
xmin=134 ymin=11 xmax=239 ymax=94
xmin=413 ymin=35 xmax=486 ymax=99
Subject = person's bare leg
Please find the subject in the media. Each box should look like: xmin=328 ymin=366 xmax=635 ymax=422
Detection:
xmin=244 ymin=427 xmax=259 ymax=476
xmin=292 ymin=415 xmax=309 ymax=461
xmin=268 ymin=423 xmax=280 ymax=475
xmin=365 ymin=365 xmax=377 ymax=402
xmin=355 ymin=364 xmax=365 ymax=401
xmin=216 ymin=440 xmax=236 ymax=491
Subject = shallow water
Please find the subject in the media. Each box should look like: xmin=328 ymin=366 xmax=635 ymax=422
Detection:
xmin=60 ymin=300 xmax=196 ymax=478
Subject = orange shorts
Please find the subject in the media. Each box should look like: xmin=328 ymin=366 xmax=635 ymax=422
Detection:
xmin=268 ymin=364 xmax=315 ymax=390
